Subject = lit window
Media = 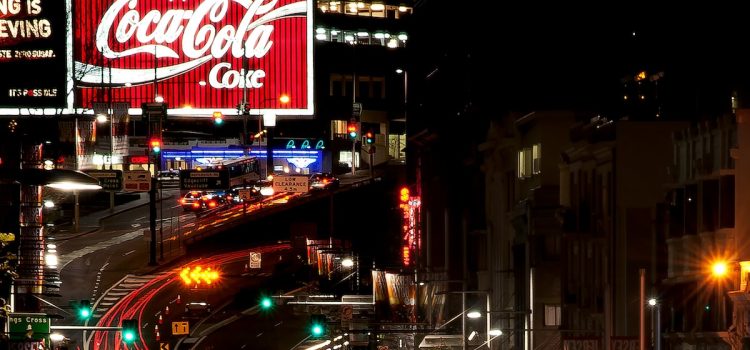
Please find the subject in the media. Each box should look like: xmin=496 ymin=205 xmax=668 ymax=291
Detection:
xmin=544 ymin=304 xmax=561 ymax=326
xmin=532 ymin=144 xmax=541 ymax=174
xmin=544 ymin=305 xmax=561 ymax=326
xmin=518 ymin=148 xmax=532 ymax=178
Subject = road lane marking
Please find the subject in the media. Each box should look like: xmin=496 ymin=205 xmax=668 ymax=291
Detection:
xmin=123 ymin=250 xmax=136 ymax=256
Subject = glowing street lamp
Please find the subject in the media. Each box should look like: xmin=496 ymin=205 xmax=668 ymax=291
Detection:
xmin=712 ymin=261 xmax=728 ymax=278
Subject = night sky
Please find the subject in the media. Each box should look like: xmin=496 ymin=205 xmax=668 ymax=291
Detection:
xmin=410 ymin=3 xmax=750 ymax=121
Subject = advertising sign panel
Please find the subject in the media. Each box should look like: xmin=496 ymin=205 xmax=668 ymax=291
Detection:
xmin=0 ymin=0 xmax=66 ymax=108
xmin=123 ymin=170 xmax=151 ymax=192
xmin=72 ymin=0 xmax=314 ymax=117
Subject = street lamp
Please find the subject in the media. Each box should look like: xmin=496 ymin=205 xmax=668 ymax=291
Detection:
xmin=436 ymin=289 xmax=491 ymax=350
xmin=648 ymin=298 xmax=661 ymax=350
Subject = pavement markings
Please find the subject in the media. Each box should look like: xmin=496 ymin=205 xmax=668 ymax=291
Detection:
xmin=91 ymin=273 xmax=167 ymax=319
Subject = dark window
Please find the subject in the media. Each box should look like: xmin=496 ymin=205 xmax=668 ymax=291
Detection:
xmin=359 ymin=81 xmax=370 ymax=98
xmin=331 ymin=80 xmax=342 ymax=96
xmin=720 ymin=175 xmax=734 ymax=228
xmin=701 ymin=180 xmax=719 ymax=232
xmin=345 ymin=81 xmax=353 ymax=97
xmin=372 ymin=81 xmax=383 ymax=99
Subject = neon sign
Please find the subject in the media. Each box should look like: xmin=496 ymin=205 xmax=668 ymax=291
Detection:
xmin=285 ymin=139 xmax=325 ymax=149
xmin=72 ymin=0 xmax=314 ymax=117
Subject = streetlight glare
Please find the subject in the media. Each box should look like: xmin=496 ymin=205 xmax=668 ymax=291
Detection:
xmin=712 ymin=261 xmax=728 ymax=277
xmin=47 ymin=182 xmax=102 ymax=191
xmin=648 ymin=298 xmax=657 ymax=306
xmin=466 ymin=310 xmax=482 ymax=319
xmin=488 ymin=329 xmax=503 ymax=336
xmin=341 ymin=258 xmax=354 ymax=268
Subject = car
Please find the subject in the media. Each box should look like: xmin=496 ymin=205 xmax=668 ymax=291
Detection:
xmin=180 ymin=191 xmax=228 ymax=211
xmin=197 ymin=191 xmax=229 ymax=210
xmin=254 ymin=179 xmax=275 ymax=196
xmin=180 ymin=191 xmax=206 ymax=211
xmin=309 ymin=173 xmax=340 ymax=190
xmin=227 ymin=185 xmax=262 ymax=204
xmin=157 ymin=169 xmax=179 ymax=182
xmin=184 ymin=301 xmax=212 ymax=317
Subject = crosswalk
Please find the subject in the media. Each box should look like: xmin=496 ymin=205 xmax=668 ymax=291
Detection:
xmin=91 ymin=273 xmax=167 ymax=319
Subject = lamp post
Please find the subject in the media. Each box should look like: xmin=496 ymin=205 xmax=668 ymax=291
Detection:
xmin=96 ymin=113 xmax=116 ymax=212
xmin=436 ymin=289 xmax=492 ymax=350
xmin=263 ymin=113 xmax=277 ymax=178
xmin=710 ymin=260 xmax=730 ymax=331
xmin=648 ymin=298 xmax=661 ymax=350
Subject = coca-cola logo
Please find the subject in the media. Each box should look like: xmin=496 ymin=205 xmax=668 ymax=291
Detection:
xmin=75 ymin=0 xmax=307 ymax=89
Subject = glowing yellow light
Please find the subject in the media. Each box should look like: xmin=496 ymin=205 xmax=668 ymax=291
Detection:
xmin=279 ymin=94 xmax=290 ymax=104
xmin=636 ymin=71 xmax=647 ymax=81
xmin=712 ymin=261 xmax=728 ymax=277
xmin=180 ymin=266 xmax=220 ymax=285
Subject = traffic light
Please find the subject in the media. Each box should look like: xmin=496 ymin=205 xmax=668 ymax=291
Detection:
xmin=365 ymin=131 xmax=373 ymax=144
xmin=149 ymin=138 xmax=162 ymax=153
xmin=121 ymin=319 xmax=137 ymax=343
xmin=213 ymin=111 xmax=224 ymax=125
xmin=309 ymin=314 xmax=326 ymax=337
xmin=259 ymin=296 xmax=273 ymax=310
xmin=77 ymin=300 xmax=92 ymax=320
xmin=347 ymin=122 xmax=358 ymax=139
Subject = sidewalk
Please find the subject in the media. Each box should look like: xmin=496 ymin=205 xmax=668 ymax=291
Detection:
xmin=51 ymin=191 xmax=175 ymax=241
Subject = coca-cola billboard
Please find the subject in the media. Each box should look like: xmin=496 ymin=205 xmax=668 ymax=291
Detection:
xmin=73 ymin=0 xmax=313 ymax=117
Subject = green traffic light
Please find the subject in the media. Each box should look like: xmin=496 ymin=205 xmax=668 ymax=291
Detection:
xmin=77 ymin=300 xmax=92 ymax=320
xmin=121 ymin=319 xmax=138 ymax=343
xmin=260 ymin=297 xmax=273 ymax=310
xmin=123 ymin=331 xmax=135 ymax=342
xmin=311 ymin=324 xmax=324 ymax=336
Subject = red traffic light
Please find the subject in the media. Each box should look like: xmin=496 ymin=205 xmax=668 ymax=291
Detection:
xmin=149 ymin=138 xmax=162 ymax=153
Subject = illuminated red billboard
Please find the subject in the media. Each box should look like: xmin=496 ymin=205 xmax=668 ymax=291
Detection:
xmin=73 ymin=0 xmax=313 ymax=117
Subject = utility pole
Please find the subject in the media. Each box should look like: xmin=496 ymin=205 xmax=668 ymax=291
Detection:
xmin=241 ymin=42 xmax=250 ymax=156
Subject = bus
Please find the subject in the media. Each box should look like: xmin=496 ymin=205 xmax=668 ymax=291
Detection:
xmin=220 ymin=156 xmax=261 ymax=187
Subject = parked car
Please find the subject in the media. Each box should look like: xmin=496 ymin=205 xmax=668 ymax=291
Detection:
xmin=309 ymin=173 xmax=340 ymax=190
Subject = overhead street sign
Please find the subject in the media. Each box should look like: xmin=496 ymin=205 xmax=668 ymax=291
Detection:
xmin=180 ymin=169 xmax=230 ymax=190
xmin=85 ymin=170 xmax=123 ymax=191
xmin=8 ymin=313 xmax=50 ymax=341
